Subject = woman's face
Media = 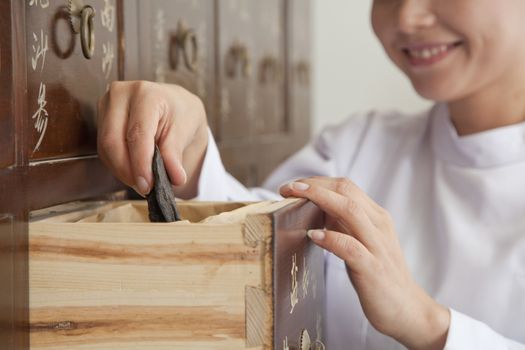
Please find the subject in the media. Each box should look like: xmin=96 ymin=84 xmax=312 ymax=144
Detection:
xmin=371 ymin=0 xmax=525 ymax=102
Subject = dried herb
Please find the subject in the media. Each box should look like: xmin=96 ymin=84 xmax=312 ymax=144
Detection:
xmin=146 ymin=146 xmax=181 ymax=222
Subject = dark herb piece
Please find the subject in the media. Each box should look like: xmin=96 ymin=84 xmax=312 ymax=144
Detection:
xmin=146 ymin=146 xmax=181 ymax=222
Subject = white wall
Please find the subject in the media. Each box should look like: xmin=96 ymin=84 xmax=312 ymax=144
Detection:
xmin=311 ymin=0 xmax=431 ymax=133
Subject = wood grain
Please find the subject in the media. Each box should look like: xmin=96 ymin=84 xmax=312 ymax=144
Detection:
xmin=29 ymin=200 xmax=292 ymax=349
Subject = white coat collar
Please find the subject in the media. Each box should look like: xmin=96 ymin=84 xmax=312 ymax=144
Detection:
xmin=431 ymin=103 xmax=525 ymax=168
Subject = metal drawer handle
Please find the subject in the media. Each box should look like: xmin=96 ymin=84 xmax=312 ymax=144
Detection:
xmin=259 ymin=56 xmax=281 ymax=84
xmin=169 ymin=21 xmax=198 ymax=72
xmin=68 ymin=0 xmax=96 ymax=59
xmin=225 ymin=40 xmax=251 ymax=78
xmin=295 ymin=61 xmax=310 ymax=86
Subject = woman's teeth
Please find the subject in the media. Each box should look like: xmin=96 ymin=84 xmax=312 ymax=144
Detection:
xmin=408 ymin=45 xmax=449 ymax=59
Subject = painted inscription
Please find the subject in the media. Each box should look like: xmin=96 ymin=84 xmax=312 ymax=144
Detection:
xmin=302 ymin=256 xmax=310 ymax=299
xmin=28 ymin=0 xmax=49 ymax=9
xmin=32 ymin=82 xmax=48 ymax=152
xmin=290 ymin=253 xmax=299 ymax=314
xmin=101 ymin=0 xmax=115 ymax=32
xmin=102 ymin=42 xmax=114 ymax=79
xmin=31 ymin=30 xmax=48 ymax=72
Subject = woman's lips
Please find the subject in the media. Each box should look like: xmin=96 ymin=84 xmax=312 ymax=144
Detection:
xmin=401 ymin=41 xmax=462 ymax=67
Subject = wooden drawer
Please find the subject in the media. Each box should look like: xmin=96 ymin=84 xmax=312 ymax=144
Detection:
xmin=26 ymin=0 xmax=120 ymax=161
xmin=136 ymin=0 xmax=217 ymax=134
xmin=29 ymin=199 xmax=326 ymax=349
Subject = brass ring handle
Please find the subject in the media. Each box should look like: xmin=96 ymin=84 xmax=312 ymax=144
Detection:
xmin=182 ymin=29 xmax=198 ymax=72
xmin=68 ymin=0 xmax=96 ymax=59
xmin=259 ymin=56 xmax=280 ymax=84
xmin=80 ymin=5 xmax=95 ymax=59
xmin=296 ymin=61 xmax=310 ymax=86
xmin=169 ymin=35 xmax=180 ymax=70
xmin=225 ymin=41 xmax=251 ymax=79
xmin=169 ymin=21 xmax=199 ymax=72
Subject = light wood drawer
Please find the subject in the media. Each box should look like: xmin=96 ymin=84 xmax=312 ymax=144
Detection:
xmin=29 ymin=198 xmax=326 ymax=349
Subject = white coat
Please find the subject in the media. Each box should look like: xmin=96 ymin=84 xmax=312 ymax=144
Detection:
xmin=196 ymin=103 xmax=525 ymax=349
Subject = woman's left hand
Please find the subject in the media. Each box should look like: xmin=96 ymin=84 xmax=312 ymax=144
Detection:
xmin=280 ymin=177 xmax=450 ymax=350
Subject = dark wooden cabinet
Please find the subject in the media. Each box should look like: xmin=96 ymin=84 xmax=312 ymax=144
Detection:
xmin=0 ymin=0 xmax=312 ymax=348
xmin=0 ymin=0 xmax=15 ymax=170
xmin=217 ymin=0 xmax=287 ymax=185
xmin=136 ymin=0 xmax=218 ymax=134
xmin=217 ymin=0 xmax=285 ymax=142
xmin=26 ymin=0 xmax=120 ymax=161
xmin=217 ymin=0 xmax=311 ymax=186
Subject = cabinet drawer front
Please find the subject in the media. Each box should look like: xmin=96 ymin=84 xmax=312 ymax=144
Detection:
xmin=26 ymin=0 xmax=120 ymax=161
xmin=137 ymin=0 xmax=217 ymax=134
xmin=218 ymin=0 xmax=285 ymax=142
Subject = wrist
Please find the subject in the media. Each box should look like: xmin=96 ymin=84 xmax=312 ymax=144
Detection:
xmin=396 ymin=289 xmax=450 ymax=350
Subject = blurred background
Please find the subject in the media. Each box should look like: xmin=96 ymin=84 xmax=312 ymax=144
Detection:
xmin=311 ymin=0 xmax=431 ymax=132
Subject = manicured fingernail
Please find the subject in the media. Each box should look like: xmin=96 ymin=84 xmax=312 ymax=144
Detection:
xmin=307 ymin=229 xmax=325 ymax=241
xmin=136 ymin=176 xmax=150 ymax=195
xmin=291 ymin=182 xmax=310 ymax=191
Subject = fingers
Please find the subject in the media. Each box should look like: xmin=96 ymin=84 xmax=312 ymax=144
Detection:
xmin=125 ymin=94 xmax=164 ymax=194
xmin=281 ymin=180 xmax=379 ymax=249
xmin=158 ymin=129 xmax=187 ymax=186
xmin=97 ymin=81 xmax=207 ymax=197
xmin=307 ymin=229 xmax=373 ymax=273
xmin=97 ymin=84 xmax=135 ymax=188
xmin=290 ymin=177 xmax=384 ymax=220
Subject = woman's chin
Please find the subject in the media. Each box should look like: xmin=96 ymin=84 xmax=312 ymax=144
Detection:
xmin=410 ymin=80 xmax=458 ymax=102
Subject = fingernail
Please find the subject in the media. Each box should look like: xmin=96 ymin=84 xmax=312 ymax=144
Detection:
xmin=307 ymin=229 xmax=325 ymax=241
xmin=291 ymin=182 xmax=310 ymax=191
xmin=136 ymin=176 xmax=150 ymax=195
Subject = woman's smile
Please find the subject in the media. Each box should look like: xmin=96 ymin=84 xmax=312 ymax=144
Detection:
xmin=401 ymin=41 xmax=463 ymax=68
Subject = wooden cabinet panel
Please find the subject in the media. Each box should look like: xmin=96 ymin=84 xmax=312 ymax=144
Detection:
xmin=0 ymin=0 xmax=14 ymax=169
xmin=26 ymin=0 xmax=119 ymax=161
xmin=137 ymin=0 xmax=217 ymax=133
xmin=217 ymin=0 xmax=285 ymax=143
xmin=251 ymin=0 xmax=312 ymax=185
xmin=0 ymin=213 xmax=15 ymax=348
xmin=219 ymin=142 xmax=258 ymax=187
xmin=251 ymin=1 xmax=286 ymax=136
xmin=288 ymin=0 xmax=311 ymax=140
xmin=0 ymin=167 xmax=28 ymax=350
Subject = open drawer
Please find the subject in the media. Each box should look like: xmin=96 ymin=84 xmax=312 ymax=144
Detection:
xmin=29 ymin=199 xmax=326 ymax=350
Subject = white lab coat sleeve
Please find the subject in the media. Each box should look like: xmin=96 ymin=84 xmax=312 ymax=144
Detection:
xmin=194 ymin=114 xmax=367 ymax=202
xmin=193 ymin=128 xmax=274 ymax=201
xmin=444 ymin=309 xmax=525 ymax=349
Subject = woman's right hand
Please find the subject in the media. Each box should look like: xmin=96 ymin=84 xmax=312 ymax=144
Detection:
xmin=97 ymin=81 xmax=209 ymax=199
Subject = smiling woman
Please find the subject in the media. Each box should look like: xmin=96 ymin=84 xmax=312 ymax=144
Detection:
xmin=372 ymin=0 xmax=525 ymax=134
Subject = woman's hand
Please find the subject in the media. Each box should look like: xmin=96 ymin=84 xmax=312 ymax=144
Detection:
xmin=280 ymin=177 xmax=450 ymax=350
xmin=97 ymin=81 xmax=209 ymax=198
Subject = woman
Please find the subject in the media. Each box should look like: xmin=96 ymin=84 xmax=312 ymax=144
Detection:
xmin=97 ymin=0 xmax=525 ymax=348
